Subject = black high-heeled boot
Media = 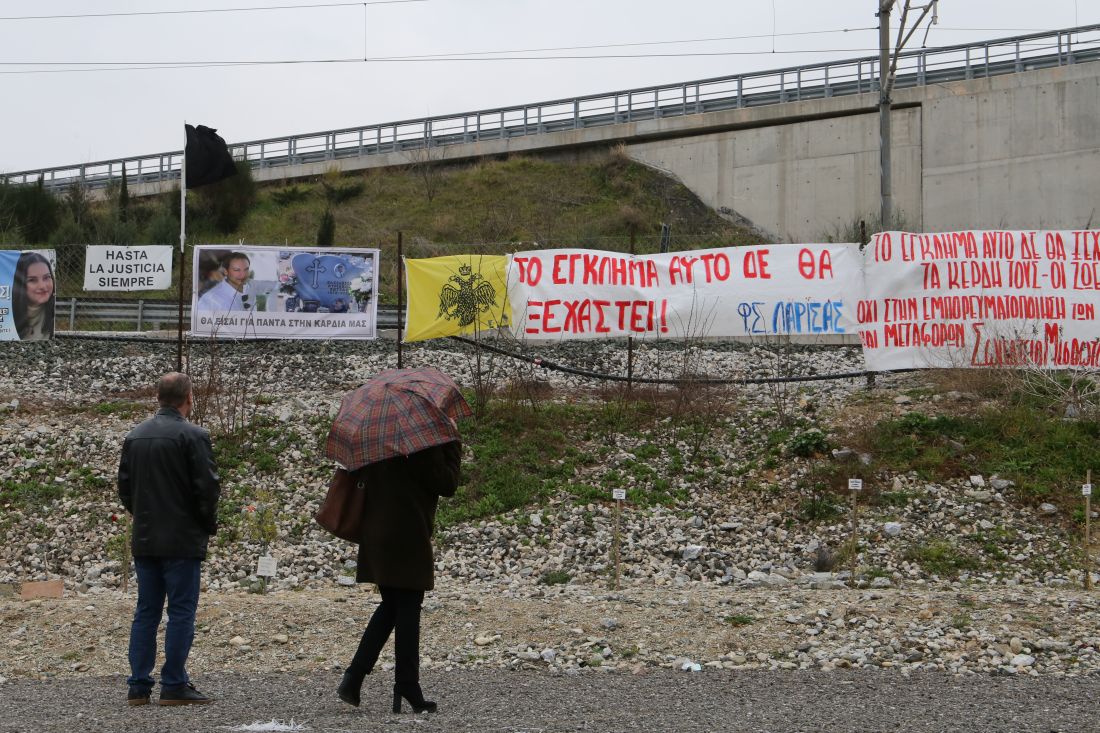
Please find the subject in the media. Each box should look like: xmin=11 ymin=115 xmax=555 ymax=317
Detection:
xmin=337 ymin=670 xmax=365 ymax=707
xmin=392 ymin=683 xmax=436 ymax=714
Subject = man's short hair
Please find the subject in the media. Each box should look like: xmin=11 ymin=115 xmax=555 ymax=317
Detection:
xmin=157 ymin=372 xmax=192 ymax=408
xmin=223 ymin=252 xmax=250 ymax=268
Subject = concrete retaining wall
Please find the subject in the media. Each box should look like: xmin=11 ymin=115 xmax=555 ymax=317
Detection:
xmin=135 ymin=62 xmax=1100 ymax=241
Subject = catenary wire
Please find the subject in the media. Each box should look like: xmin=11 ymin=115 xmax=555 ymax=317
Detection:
xmin=0 ymin=48 xmax=905 ymax=74
xmin=0 ymin=27 xmax=879 ymax=66
xmin=0 ymin=30 xmax=1077 ymax=71
xmin=0 ymin=1 xmax=425 ymax=21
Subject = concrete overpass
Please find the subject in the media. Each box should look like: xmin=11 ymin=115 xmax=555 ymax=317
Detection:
xmin=6 ymin=24 xmax=1100 ymax=241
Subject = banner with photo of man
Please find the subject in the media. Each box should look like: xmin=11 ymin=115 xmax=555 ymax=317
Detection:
xmin=191 ymin=245 xmax=379 ymax=340
xmin=0 ymin=249 xmax=57 ymax=342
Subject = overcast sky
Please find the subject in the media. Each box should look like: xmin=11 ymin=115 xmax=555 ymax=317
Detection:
xmin=1 ymin=0 xmax=1096 ymax=173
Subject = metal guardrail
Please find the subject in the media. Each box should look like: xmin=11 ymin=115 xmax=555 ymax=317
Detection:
xmin=5 ymin=24 xmax=1100 ymax=192
xmin=58 ymin=298 xmax=400 ymax=332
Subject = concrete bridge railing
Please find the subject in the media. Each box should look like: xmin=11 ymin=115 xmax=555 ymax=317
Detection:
xmin=4 ymin=24 xmax=1099 ymax=193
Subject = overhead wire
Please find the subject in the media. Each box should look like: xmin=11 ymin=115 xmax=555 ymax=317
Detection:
xmin=3 ymin=39 xmax=1076 ymax=75
xmin=0 ymin=49 xmax=890 ymax=75
xmin=0 ymin=26 xmax=878 ymax=65
xmin=0 ymin=0 xmax=425 ymax=21
xmin=0 ymin=10 xmax=1091 ymax=76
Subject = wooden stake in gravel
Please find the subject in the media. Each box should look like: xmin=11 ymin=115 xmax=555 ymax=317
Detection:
xmin=1085 ymin=469 xmax=1093 ymax=591
xmin=848 ymin=478 xmax=863 ymax=587
xmin=612 ymin=488 xmax=626 ymax=591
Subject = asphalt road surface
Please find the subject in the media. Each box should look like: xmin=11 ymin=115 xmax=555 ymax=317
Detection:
xmin=1 ymin=668 xmax=1096 ymax=733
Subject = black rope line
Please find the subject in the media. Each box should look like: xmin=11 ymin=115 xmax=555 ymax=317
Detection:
xmin=51 ymin=332 xmax=903 ymax=385
xmin=446 ymin=335 xmax=894 ymax=385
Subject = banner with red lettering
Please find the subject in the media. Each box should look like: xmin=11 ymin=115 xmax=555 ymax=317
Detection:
xmin=506 ymin=244 xmax=862 ymax=340
xmin=857 ymin=231 xmax=1100 ymax=371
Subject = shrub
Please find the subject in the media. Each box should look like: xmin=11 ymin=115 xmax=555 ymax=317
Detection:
xmin=539 ymin=570 xmax=571 ymax=585
xmin=787 ymin=428 xmax=829 ymax=458
xmin=0 ymin=178 xmax=59 ymax=243
xmin=193 ymin=159 xmax=256 ymax=234
xmin=316 ymin=207 xmax=335 ymax=247
xmin=725 ymin=614 xmax=755 ymax=626
xmin=903 ymin=540 xmax=981 ymax=577
xmin=272 ymin=185 xmax=309 ymax=207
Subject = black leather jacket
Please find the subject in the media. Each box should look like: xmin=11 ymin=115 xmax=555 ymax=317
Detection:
xmin=118 ymin=407 xmax=221 ymax=559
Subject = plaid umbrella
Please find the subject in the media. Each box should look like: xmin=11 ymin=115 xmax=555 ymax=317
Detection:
xmin=325 ymin=366 xmax=471 ymax=470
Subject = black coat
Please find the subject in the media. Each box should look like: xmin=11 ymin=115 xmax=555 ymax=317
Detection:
xmin=355 ymin=441 xmax=460 ymax=590
xmin=118 ymin=407 xmax=221 ymax=559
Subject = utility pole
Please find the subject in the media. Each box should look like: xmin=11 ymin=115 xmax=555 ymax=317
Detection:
xmin=878 ymin=1 xmax=938 ymax=229
xmin=878 ymin=1 xmax=894 ymax=230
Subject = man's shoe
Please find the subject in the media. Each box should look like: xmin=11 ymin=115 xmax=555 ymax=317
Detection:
xmin=126 ymin=689 xmax=151 ymax=706
xmin=158 ymin=683 xmax=212 ymax=706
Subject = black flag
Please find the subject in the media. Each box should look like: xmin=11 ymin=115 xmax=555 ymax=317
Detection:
xmin=184 ymin=124 xmax=238 ymax=188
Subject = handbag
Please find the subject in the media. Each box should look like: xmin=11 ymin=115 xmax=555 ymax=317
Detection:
xmin=315 ymin=467 xmax=367 ymax=542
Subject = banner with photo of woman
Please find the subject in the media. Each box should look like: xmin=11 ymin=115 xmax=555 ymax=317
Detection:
xmin=0 ymin=249 xmax=57 ymax=342
xmin=191 ymin=245 xmax=380 ymax=340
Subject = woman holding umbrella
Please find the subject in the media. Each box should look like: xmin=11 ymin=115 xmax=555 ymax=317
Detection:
xmin=325 ymin=367 xmax=467 ymax=714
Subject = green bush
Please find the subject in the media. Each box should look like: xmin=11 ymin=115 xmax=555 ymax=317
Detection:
xmin=903 ymin=540 xmax=982 ymax=577
xmin=316 ymin=208 xmax=335 ymax=247
xmin=272 ymin=185 xmax=309 ymax=207
xmin=143 ymin=210 xmax=180 ymax=246
xmin=0 ymin=479 xmax=64 ymax=510
xmin=193 ymin=160 xmax=256 ymax=234
xmin=539 ymin=570 xmax=571 ymax=585
xmin=787 ymin=428 xmax=829 ymax=458
xmin=863 ymin=406 xmax=1099 ymax=502
xmin=0 ymin=178 xmax=59 ymax=243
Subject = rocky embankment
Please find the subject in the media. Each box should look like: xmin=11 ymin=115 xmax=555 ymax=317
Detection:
xmin=1 ymin=337 xmax=1098 ymax=683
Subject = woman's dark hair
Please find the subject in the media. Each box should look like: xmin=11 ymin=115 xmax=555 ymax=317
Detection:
xmin=12 ymin=251 xmax=55 ymax=340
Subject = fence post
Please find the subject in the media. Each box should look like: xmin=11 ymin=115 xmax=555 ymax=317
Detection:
xmin=626 ymin=231 xmax=636 ymax=394
xmin=68 ymin=298 xmax=77 ymax=330
xmin=137 ymin=299 xmax=145 ymax=332
xmin=396 ymin=231 xmax=404 ymax=369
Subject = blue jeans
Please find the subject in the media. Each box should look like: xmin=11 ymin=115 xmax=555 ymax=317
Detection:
xmin=127 ymin=557 xmax=201 ymax=692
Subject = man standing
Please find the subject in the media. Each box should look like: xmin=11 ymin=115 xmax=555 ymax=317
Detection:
xmin=118 ymin=372 xmax=220 ymax=706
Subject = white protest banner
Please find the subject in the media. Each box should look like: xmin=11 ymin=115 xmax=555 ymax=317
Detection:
xmin=857 ymin=231 xmax=1100 ymax=371
xmin=83 ymin=245 xmax=173 ymax=291
xmin=191 ymin=245 xmax=379 ymax=340
xmin=506 ymin=243 xmax=862 ymax=340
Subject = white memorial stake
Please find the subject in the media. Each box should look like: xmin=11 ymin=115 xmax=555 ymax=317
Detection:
xmin=848 ymin=478 xmax=863 ymax=587
xmin=1084 ymin=470 xmax=1093 ymax=591
xmin=612 ymin=488 xmax=626 ymax=590
xmin=256 ymin=555 xmax=277 ymax=595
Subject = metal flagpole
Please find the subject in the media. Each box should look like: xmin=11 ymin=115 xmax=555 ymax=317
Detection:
xmin=177 ymin=127 xmax=187 ymax=372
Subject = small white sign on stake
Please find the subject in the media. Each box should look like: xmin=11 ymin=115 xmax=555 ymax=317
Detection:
xmin=612 ymin=488 xmax=627 ymax=501
xmin=848 ymin=478 xmax=863 ymax=492
xmin=256 ymin=556 xmax=278 ymax=578
xmin=1084 ymin=483 xmax=1093 ymax=497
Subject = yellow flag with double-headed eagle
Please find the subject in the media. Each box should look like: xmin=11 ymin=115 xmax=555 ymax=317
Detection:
xmin=403 ymin=254 xmax=511 ymax=342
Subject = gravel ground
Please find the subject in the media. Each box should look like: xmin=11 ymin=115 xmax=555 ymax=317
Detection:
xmin=2 ymin=336 xmax=1099 ymax=732
xmin=2 ymin=667 xmax=1098 ymax=733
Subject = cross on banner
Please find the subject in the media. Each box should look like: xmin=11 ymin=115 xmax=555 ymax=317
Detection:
xmin=306 ymin=258 xmax=327 ymax=288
